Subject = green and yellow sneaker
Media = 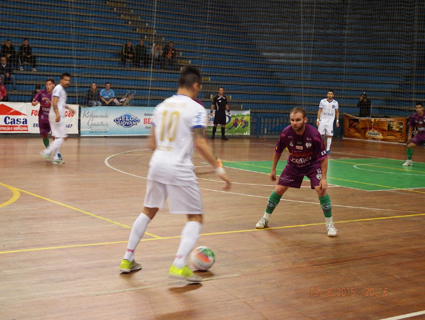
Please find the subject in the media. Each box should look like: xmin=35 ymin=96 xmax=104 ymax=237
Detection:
xmin=120 ymin=259 xmax=142 ymax=273
xmin=169 ymin=265 xmax=202 ymax=283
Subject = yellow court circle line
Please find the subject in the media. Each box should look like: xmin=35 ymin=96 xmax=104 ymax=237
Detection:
xmin=1 ymin=211 xmax=424 ymax=255
xmin=0 ymin=182 xmax=21 ymax=209
xmin=0 ymin=182 xmax=162 ymax=239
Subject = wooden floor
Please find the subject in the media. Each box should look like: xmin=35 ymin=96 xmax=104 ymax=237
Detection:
xmin=1 ymin=136 xmax=425 ymax=320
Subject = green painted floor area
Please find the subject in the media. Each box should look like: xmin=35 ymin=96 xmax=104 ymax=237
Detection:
xmin=223 ymin=158 xmax=425 ymax=191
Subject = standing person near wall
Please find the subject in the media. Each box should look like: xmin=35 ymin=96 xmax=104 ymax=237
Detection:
xmin=358 ymin=92 xmax=371 ymax=117
xmin=316 ymin=90 xmax=339 ymax=154
xmin=210 ymin=86 xmax=230 ymax=140
xmin=32 ymin=78 xmax=55 ymax=149
xmin=403 ymin=102 xmax=425 ymax=167
xmin=40 ymin=73 xmax=74 ymax=164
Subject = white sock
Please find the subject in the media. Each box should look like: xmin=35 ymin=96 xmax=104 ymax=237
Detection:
xmin=263 ymin=212 xmax=271 ymax=221
xmin=46 ymin=138 xmax=64 ymax=155
xmin=173 ymin=221 xmax=202 ymax=268
xmin=123 ymin=213 xmax=151 ymax=262
xmin=326 ymin=137 xmax=332 ymax=151
xmin=325 ymin=217 xmax=333 ymax=227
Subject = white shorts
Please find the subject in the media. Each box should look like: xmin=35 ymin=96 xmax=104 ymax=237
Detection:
xmin=318 ymin=123 xmax=334 ymax=136
xmin=50 ymin=118 xmax=67 ymax=138
xmin=144 ymin=180 xmax=203 ymax=214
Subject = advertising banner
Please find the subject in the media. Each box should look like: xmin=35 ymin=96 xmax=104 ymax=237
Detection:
xmin=80 ymin=106 xmax=154 ymax=136
xmin=206 ymin=110 xmax=250 ymax=136
xmin=0 ymin=102 xmax=79 ymax=134
xmin=343 ymin=113 xmax=406 ymax=143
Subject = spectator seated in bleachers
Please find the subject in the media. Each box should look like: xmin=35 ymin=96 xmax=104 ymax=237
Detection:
xmin=120 ymin=41 xmax=135 ymax=68
xmin=0 ymin=80 xmax=9 ymax=102
xmin=152 ymin=43 xmax=164 ymax=70
xmin=135 ymin=39 xmax=150 ymax=68
xmin=19 ymin=38 xmax=37 ymax=72
xmin=162 ymin=41 xmax=177 ymax=70
xmin=100 ymin=82 xmax=121 ymax=106
xmin=1 ymin=39 xmax=18 ymax=71
xmin=86 ymin=82 xmax=102 ymax=106
xmin=0 ymin=56 xmax=17 ymax=91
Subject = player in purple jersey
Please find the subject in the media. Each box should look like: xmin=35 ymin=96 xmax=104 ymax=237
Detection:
xmin=403 ymin=102 xmax=425 ymax=166
xmin=32 ymin=78 xmax=55 ymax=147
xmin=255 ymin=107 xmax=337 ymax=237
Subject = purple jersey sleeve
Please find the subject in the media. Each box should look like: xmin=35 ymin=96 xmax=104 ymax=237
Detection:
xmin=34 ymin=89 xmax=52 ymax=107
xmin=409 ymin=112 xmax=425 ymax=129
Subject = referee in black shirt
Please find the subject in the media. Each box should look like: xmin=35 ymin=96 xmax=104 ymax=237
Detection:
xmin=210 ymin=86 xmax=230 ymax=140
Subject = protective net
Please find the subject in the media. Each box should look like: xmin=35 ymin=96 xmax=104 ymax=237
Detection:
xmin=2 ymin=0 xmax=424 ymax=136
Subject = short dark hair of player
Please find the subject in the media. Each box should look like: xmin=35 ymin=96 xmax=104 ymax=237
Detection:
xmin=61 ymin=72 xmax=71 ymax=79
xmin=178 ymin=66 xmax=201 ymax=89
xmin=328 ymin=89 xmax=334 ymax=93
xmin=46 ymin=78 xmax=55 ymax=84
xmin=105 ymin=82 xmax=110 ymax=85
xmin=290 ymin=107 xmax=306 ymax=118
xmin=23 ymin=38 xmax=28 ymax=41
xmin=218 ymin=86 xmax=224 ymax=90
xmin=416 ymin=101 xmax=423 ymax=107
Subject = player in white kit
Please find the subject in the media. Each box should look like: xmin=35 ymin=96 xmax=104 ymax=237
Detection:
xmin=40 ymin=73 xmax=74 ymax=164
xmin=316 ymin=90 xmax=339 ymax=154
xmin=119 ymin=66 xmax=231 ymax=282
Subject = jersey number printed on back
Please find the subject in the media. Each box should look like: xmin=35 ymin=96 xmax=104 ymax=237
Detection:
xmin=159 ymin=110 xmax=180 ymax=142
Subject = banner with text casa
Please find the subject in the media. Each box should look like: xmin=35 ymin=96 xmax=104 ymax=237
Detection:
xmin=0 ymin=102 xmax=79 ymax=134
xmin=343 ymin=113 xmax=406 ymax=143
xmin=80 ymin=106 xmax=154 ymax=136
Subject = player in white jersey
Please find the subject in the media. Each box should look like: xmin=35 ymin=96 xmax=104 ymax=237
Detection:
xmin=316 ymin=90 xmax=339 ymax=154
xmin=120 ymin=66 xmax=231 ymax=282
xmin=40 ymin=73 xmax=74 ymax=164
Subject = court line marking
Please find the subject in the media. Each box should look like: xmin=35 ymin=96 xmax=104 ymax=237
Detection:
xmin=0 ymin=182 xmax=162 ymax=239
xmin=104 ymin=151 xmax=421 ymax=212
xmin=352 ymin=164 xmax=425 ymax=177
xmin=333 ymin=159 xmax=425 ymax=174
xmin=94 ymin=274 xmax=241 ymax=296
xmin=0 ymin=182 xmax=21 ymax=208
xmin=379 ymin=310 xmax=425 ymax=320
xmin=2 ymin=211 xmax=425 ymax=255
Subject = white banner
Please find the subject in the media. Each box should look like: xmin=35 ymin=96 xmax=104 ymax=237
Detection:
xmin=80 ymin=106 xmax=154 ymax=136
xmin=0 ymin=102 xmax=79 ymax=134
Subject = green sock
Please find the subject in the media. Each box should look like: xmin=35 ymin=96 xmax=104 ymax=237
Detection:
xmin=265 ymin=191 xmax=282 ymax=214
xmin=407 ymin=148 xmax=413 ymax=160
xmin=43 ymin=138 xmax=49 ymax=147
xmin=319 ymin=194 xmax=332 ymax=218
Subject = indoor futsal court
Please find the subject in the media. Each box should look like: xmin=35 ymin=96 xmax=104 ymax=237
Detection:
xmin=1 ymin=136 xmax=425 ymax=320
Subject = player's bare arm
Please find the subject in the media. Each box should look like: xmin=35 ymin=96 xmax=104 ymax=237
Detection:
xmin=52 ymin=96 xmax=60 ymax=122
xmin=148 ymin=127 xmax=156 ymax=151
xmin=319 ymin=157 xmax=328 ymax=191
xmin=407 ymin=127 xmax=413 ymax=143
xmin=335 ymin=109 xmax=340 ymax=127
xmin=193 ymin=127 xmax=231 ymax=190
xmin=31 ymin=99 xmax=39 ymax=106
xmin=316 ymin=109 xmax=322 ymax=126
xmin=65 ymin=105 xmax=76 ymax=114
xmin=270 ymin=152 xmax=282 ymax=181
